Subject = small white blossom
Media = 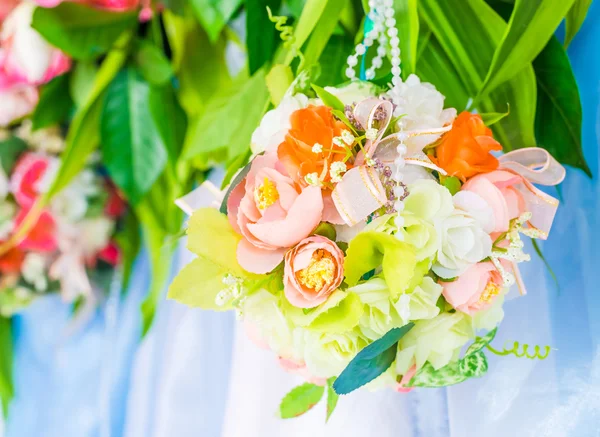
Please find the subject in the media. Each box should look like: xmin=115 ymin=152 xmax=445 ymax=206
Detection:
xmin=330 ymin=161 xmax=347 ymax=183
xmin=312 ymin=143 xmax=323 ymax=154
xmin=304 ymin=172 xmax=322 ymax=187
xmin=341 ymin=130 xmax=355 ymax=145
xmin=332 ymin=136 xmax=344 ymax=147
xmin=366 ymin=157 xmax=376 ymax=167
xmin=366 ymin=128 xmax=378 ymax=141
xmin=21 ymin=253 xmax=48 ymax=292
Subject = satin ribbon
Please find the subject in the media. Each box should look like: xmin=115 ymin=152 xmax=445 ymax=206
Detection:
xmin=498 ymin=147 xmax=565 ymax=239
xmin=332 ymin=98 xmax=451 ymax=226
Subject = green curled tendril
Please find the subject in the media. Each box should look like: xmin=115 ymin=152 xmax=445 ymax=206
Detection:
xmin=486 ymin=341 xmax=552 ymax=360
xmin=266 ymin=6 xmax=304 ymax=68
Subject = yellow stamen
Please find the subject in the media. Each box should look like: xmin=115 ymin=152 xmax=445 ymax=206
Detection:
xmin=296 ymin=249 xmax=336 ymax=291
xmin=479 ymin=281 xmax=500 ymax=304
xmin=255 ymin=177 xmax=279 ymax=210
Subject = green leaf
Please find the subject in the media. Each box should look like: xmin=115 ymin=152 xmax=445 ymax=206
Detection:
xmin=219 ymin=159 xmax=253 ymax=213
xmin=480 ymin=104 xmax=510 ymax=126
xmin=266 ymin=64 xmax=294 ymax=106
xmin=344 ymin=231 xmax=416 ymax=299
xmin=465 ymin=328 xmax=498 ymax=355
xmin=314 ymin=35 xmax=354 ymax=87
xmin=69 ymin=61 xmax=98 ymax=108
xmin=478 ymin=0 xmax=576 ymax=98
xmin=183 ymin=70 xmax=270 ymax=162
xmin=281 ymin=0 xmax=329 ymax=65
xmin=149 ymin=84 xmax=188 ymax=165
xmin=101 ymin=68 xmax=168 ymax=204
xmin=418 ymin=0 xmax=537 ymax=151
xmin=113 ymin=209 xmax=141 ymax=291
xmin=188 ymin=0 xmax=243 ymax=42
xmin=565 ymin=0 xmax=592 ymax=48
xmin=32 ymin=3 xmax=137 ymax=59
xmin=311 ymin=84 xmax=345 ymax=111
xmin=333 ymin=323 xmax=414 ymax=395
xmin=45 ymin=33 xmax=132 ymax=200
xmin=394 ymin=0 xmax=419 ymax=77
xmin=302 ymin=0 xmax=347 ymax=69
xmin=279 ymin=383 xmax=325 ymax=419
xmin=134 ymin=40 xmax=174 ymax=86
xmin=313 ymin=222 xmax=337 ymax=241
xmin=533 ymin=36 xmax=589 ymax=175
xmin=31 ymin=74 xmax=73 ymax=130
xmin=0 ymin=136 xmax=27 ymax=174
xmin=0 ymin=318 xmax=13 ymax=418
xmin=246 ymin=0 xmax=282 ymax=74
xmin=186 ymin=208 xmax=246 ymax=277
xmin=442 ymin=176 xmax=461 ymax=196
xmin=326 ymin=378 xmax=339 ymax=422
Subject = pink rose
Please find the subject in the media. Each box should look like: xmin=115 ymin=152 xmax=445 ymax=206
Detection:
xmin=461 ymin=170 xmax=526 ymax=233
xmin=228 ymin=152 xmax=324 ymax=274
xmin=15 ymin=207 xmax=57 ymax=252
xmin=10 ymin=152 xmax=50 ymax=208
xmin=0 ymin=82 xmax=38 ymax=127
xmin=440 ymin=261 xmax=503 ymax=315
xmin=1 ymin=2 xmax=71 ymax=87
xmin=283 ymin=235 xmax=344 ymax=308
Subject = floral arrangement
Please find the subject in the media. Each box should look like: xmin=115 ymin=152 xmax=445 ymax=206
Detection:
xmin=0 ymin=123 xmax=126 ymax=316
xmin=170 ymin=73 xmax=566 ymax=418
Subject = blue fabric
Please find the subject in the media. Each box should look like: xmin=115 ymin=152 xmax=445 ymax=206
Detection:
xmin=4 ymin=5 xmax=600 ymax=436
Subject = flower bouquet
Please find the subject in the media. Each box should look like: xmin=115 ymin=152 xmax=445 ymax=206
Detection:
xmin=170 ymin=63 xmax=566 ymax=418
xmin=0 ymin=123 xmax=126 ymax=316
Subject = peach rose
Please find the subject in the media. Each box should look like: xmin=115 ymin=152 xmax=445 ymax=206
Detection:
xmin=283 ymin=235 xmax=344 ymax=308
xmin=227 ymin=152 xmax=324 ymax=274
xmin=429 ymin=112 xmax=502 ymax=182
xmin=440 ymin=261 xmax=503 ymax=315
xmin=461 ymin=170 xmax=526 ymax=233
xmin=278 ymin=105 xmax=348 ymax=189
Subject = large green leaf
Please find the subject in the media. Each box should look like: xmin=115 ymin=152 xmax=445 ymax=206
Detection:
xmin=333 ymin=323 xmax=414 ymax=395
xmin=301 ymin=0 xmax=347 ymax=69
xmin=394 ymin=0 xmax=419 ymax=77
xmin=149 ymin=84 xmax=188 ymax=165
xmin=134 ymin=40 xmax=174 ymax=86
xmin=314 ymin=35 xmax=354 ymax=87
xmin=188 ymin=0 xmax=243 ymax=42
xmin=280 ymin=0 xmax=329 ymax=65
xmin=565 ymin=0 xmax=593 ymax=47
xmin=0 ymin=137 xmax=27 ymax=174
xmin=418 ymin=0 xmax=537 ymax=150
xmin=31 ymin=74 xmax=73 ymax=130
xmin=533 ymin=36 xmax=589 ymax=175
xmin=478 ymin=0 xmax=576 ymax=98
xmin=182 ymin=70 xmax=270 ymax=162
xmin=279 ymin=383 xmax=325 ymax=419
xmin=0 ymin=318 xmax=13 ymax=418
xmin=100 ymin=68 xmax=168 ymax=204
xmin=246 ymin=0 xmax=282 ymax=74
xmin=32 ymin=3 xmax=137 ymax=60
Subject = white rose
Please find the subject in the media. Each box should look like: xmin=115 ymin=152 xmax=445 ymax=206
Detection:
xmin=433 ymin=210 xmax=492 ymax=279
xmin=404 ymin=179 xmax=454 ymax=223
xmin=250 ymin=93 xmax=308 ymax=154
xmin=324 ymin=81 xmax=380 ymax=105
xmin=303 ymin=329 xmax=367 ymax=378
xmin=387 ymin=74 xmax=456 ymax=155
xmin=0 ymin=85 xmax=38 ymax=127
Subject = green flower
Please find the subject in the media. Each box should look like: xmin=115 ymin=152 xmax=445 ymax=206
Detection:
xmin=303 ymin=328 xmax=368 ymax=378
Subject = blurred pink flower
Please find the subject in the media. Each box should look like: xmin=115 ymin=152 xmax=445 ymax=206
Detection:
xmin=0 ymin=82 xmax=38 ymax=126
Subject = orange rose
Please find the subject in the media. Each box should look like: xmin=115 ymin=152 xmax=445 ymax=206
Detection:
xmin=429 ymin=112 xmax=502 ymax=181
xmin=278 ymin=105 xmax=349 ymax=189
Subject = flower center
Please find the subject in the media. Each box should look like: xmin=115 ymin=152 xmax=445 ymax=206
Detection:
xmin=479 ymin=281 xmax=500 ymax=304
xmin=254 ymin=177 xmax=279 ymax=210
xmin=297 ymin=249 xmax=336 ymax=292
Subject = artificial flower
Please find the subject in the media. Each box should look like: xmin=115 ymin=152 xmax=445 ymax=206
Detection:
xmin=227 ymin=152 xmax=323 ymax=274
xmin=0 ymin=245 xmax=24 ymax=274
xmin=15 ymin=208 xmax=57 ymax=252
xmin=0 ymin=0 xmax=19 ymax=23
xmin=462 ymin=170 xmax=526 ymax=233
xmin=250 ymin=93 xmax=308 ymax=154
xmin=1 ymin=2 xmax=71 ymax=86
xmin=0 ymin=83 xmax=38 ymax=127
xmin=429 ymin=111 xmax=502 ymax=181
xmin=395 ymin=312 xmax=474 ymax=375
xmin=387 ymin=74 xmax=456 ymax=155
xmin=303 ymin=328 xmax=368 ymax=378
xmin=403 ymin=179 xmax=454 ymax=223
xmin=440 ymin=261 xmax=503 ymax=315
xmin=283 ymin=235 xmax=344 ymax=308
xmin=9 ymin=151 xmax=49 ymax=208
xmin=20 ymin=251 xmax=47 ymax=291
xmin=432 ymin=209 xmax=492 ymax=279
xmin=278 ymin=357 xmax=327 ymax=386
xmin=278 ymin=105 xmax=348 ymax=189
